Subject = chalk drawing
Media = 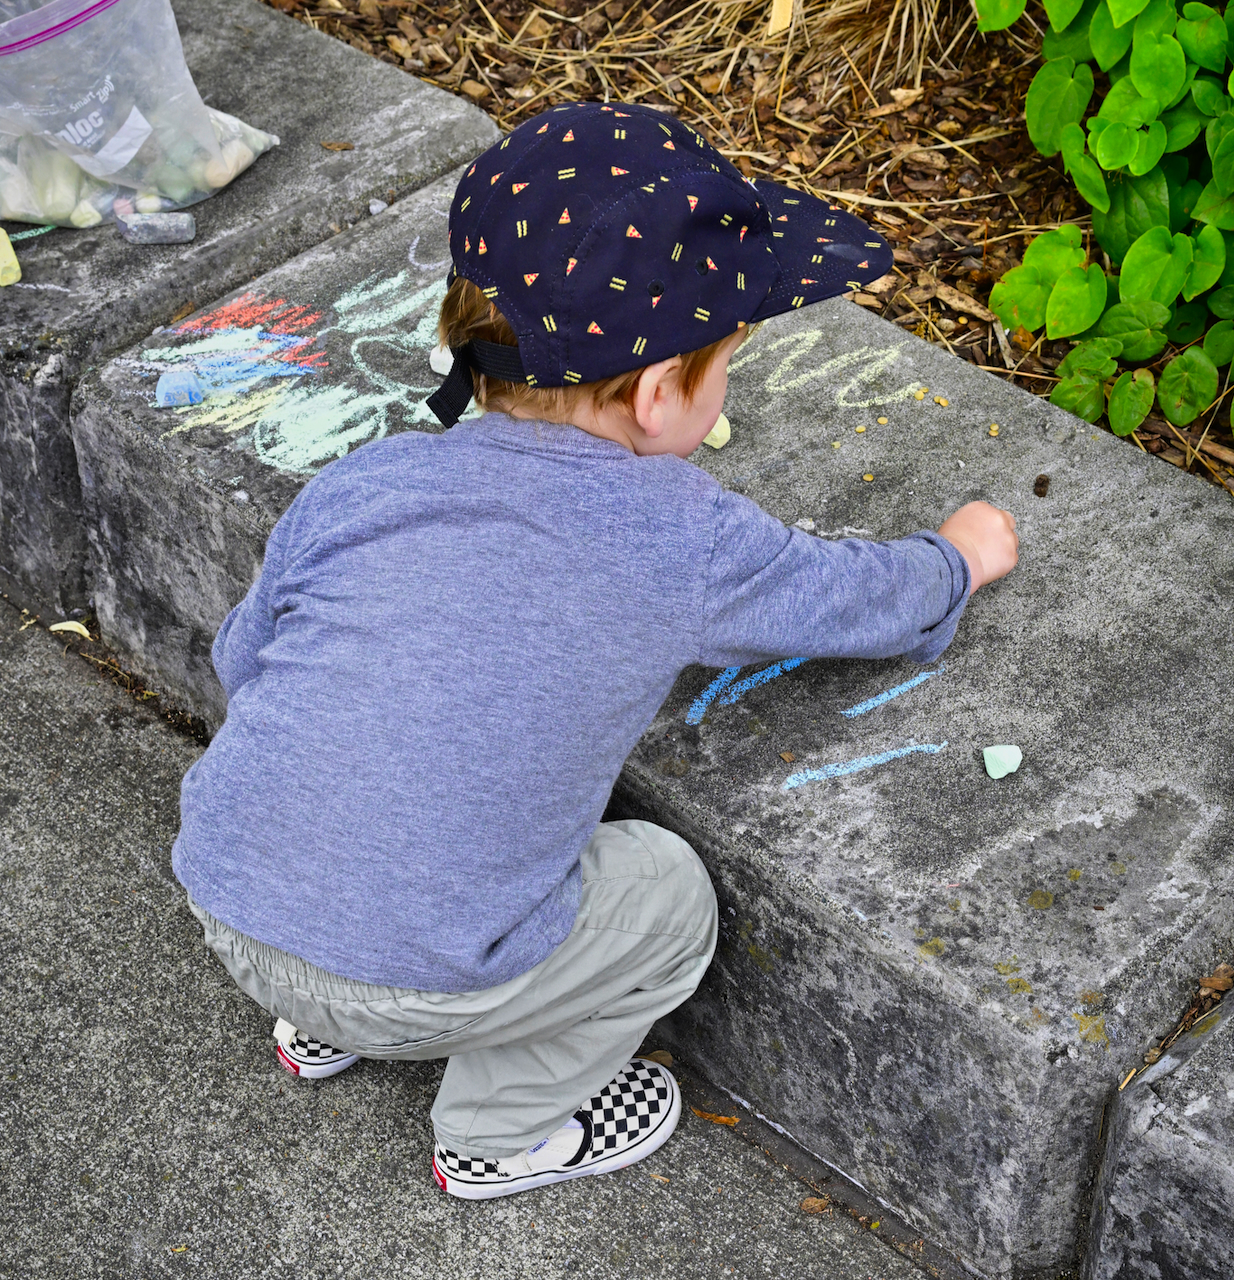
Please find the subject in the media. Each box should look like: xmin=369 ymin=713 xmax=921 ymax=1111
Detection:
xmin=685 ymin=656 xmax=809 ymax=725
xmin=782 ymin=742 xmax=948 ymax=791
xmin=729 ymin=331 xmax=920 ymax=407
xmin=132 ymin=262 xmax=452 ymax=474
xmin=841 ymin=665 xmax=943 ymax=718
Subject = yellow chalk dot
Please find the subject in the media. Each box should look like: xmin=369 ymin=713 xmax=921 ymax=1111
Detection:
xmin=914 ymin=390 xmax=926 ymax=400
xmin=989 ymin=425 xmax=1000 ymax=437
xmin=855 ymin=425 xmax=866 ymax=433
xmin=862 ymin=473 xmax=874 ymax=482
xmin=877 ymin=416 xmax=888 ymax=424
xmin=934 ymin=396 xmax=949 ymax=406
xmin=832 ymin=440 xmax=842 ymax=448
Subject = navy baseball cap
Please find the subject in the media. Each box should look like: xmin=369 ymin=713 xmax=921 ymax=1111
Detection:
xmin=427 ymin=101 xmax=892 ymax=426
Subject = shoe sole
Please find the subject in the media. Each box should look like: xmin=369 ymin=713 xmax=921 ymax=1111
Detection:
xmin=433 ymin=1062 xmax=682 ymax=1200
xmin=276 ymin=1043 xmax=360 ymax=1079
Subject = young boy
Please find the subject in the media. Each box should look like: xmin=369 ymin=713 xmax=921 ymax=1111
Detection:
xmin=174 ymin=103 xmax=1018 ymax=1201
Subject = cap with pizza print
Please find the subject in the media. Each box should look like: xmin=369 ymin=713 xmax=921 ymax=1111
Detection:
xmin=444 ymin=101 xmax=892 ymax=389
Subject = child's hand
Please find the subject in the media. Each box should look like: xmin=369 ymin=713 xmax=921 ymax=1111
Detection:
xmin=938 ymin=502 xmax=1018 ymax=592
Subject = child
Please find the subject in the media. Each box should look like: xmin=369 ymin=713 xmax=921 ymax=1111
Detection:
xmin=174 ymin=103 xmax=1018 ymax=1201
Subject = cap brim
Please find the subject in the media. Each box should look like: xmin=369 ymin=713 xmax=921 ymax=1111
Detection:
xmin=748 ymin=181 xmax=894 ymax=323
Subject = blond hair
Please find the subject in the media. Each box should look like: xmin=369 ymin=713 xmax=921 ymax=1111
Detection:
xmin=438 ymin=276 xmax=742 ymax=418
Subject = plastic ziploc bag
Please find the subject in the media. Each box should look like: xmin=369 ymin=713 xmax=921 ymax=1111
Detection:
xmin=0 ymin=0 xmax=278 ymax=227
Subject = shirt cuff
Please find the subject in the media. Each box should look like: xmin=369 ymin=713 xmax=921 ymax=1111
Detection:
xmin=902 ymin=530 xmax=971 ymax=665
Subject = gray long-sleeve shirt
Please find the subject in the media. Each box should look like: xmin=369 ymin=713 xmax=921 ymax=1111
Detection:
xmin=173 ymin=412 xmax=970 ymax=992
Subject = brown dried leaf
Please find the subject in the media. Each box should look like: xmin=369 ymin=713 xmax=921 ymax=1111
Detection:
xmin=691 ymin=1107 xmax=739 ymax=1127
xmin=386 ymin=33 xmax=414 ymax=58
xmin=867 ymin=87 xmax=925 ymax=117
xmin=461 ymin=79 xmax=491 ymax=102
xmin=320 ymin=140 xmax=355 ymax=151
xmin=643 ymin=1049 xmax=673 ymax=1067
xmin=779 ymin=751 xmax=796 ymax=762
xmin=801 ymin=1196 xmax=832 ymax=1214
xmin=934 ymin=283 xmax=996 ymax=322
xmin=1199 ymin=967 xmax=1233 ymax=991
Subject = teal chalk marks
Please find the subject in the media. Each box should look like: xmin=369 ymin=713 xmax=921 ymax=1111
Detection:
xmin=782 ymin=742 xmax=948 ymax=791
xmin=841 ymin=665 xmax=943 ymax=718
xmin=685 ymin=655 xmax=808 ymax=725
xmin=7 ymin=224 xmax=56 ymax=241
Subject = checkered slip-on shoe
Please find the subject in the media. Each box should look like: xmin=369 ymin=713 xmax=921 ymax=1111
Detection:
xmin=431 ymin=1057 xmax=680 ymax=1200
xmin=273 ymin=1018 xmax=360 ymax=1079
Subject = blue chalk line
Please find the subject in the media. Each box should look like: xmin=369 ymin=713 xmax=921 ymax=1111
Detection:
xmin=782 ymin=741 xmax=948 ymax=791
xmin=685 ymin=655 xmax=809 ymax=725
xmin=7 ymin=224 xmax=56 ymax=241
xmin=841 ymin=664 xmax=944 ymax=719
xmin=686 ymin=667 xmax=741 ymax=725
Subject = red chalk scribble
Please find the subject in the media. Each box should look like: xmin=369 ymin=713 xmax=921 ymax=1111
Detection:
xmin=176 ymin=292 xmax=323 ymax=335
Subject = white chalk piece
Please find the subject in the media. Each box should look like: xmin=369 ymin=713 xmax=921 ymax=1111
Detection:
xmin=983 ymin=744 xmax=1022 ymax=779
xmin=369 ymin=198 xmax=389 ymax=215
xmin=702 ymin=412 xmax=731 ymax=449
xmin=0 ymin=228 xmax=19 ymax=286
xmin=429 ymin=344 xmax=455 ymax=376
xmin=156 ymin=368 xmax=205 ymax=407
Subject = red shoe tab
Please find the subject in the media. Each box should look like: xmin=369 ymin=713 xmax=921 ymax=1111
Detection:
xmin=276 ymin=1044 xmax=302 ymax=1076
xmin=431 ymin=1156 xmax=447 ymax=1192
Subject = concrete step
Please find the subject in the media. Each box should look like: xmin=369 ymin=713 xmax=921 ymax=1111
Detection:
xmin=0 ymin=0 xmax=496 ymax=614
xmin=67 ymin=184 xmax=1234 ymax=1277
xmin=1085 ymin=1003 xmax=1233 ymax=1279
xmin=1 ymin=601 xmax=939 ymax=1280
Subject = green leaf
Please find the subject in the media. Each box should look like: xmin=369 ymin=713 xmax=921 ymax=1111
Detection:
xmin=1128 ymin=121 xmax=1168 ymax=175
xmin=1182 ymin=223 xmax=1226 ymax=298
xmin=1050 ymin=373 xmax=1108 ymax=420
xmin=1092 ymin=166 xmax=1171 ymax=261
xmin=1157 ymin=346 xmax=1219 ymax=423
xmin=1219 ymin=229 xmax=1234 ymax=284
xmin=1044 ymin=0 xmax=1100 ymax=59
xmin=1047 ymin=265 xmax=1110 ymax=337
xmin=1027 ymin=59 xmax=1096 ymax=155
xmin=989 ymin=266 xmax=1051 ymax=331
xmin=1099 ymin=75 xmax=1161 ymax=125
xmin=1130 ymin=32 xmax=1187 ymax=106
xmin=1177 ymin=2 xmax=1228 ymax=71
xmin=1162 ymin=99 xmax=1210 ymax=149
xmin=1120 ymin=225 xmax=1195 ymax=303
xmin=1108 ymin=0 xmax=1149 ymax=26
xmin=1191 ymin=76 xmax=1230 ymax=117
xmin=1166 ymin=300 xmax=1208 ymax=342
xmin=1208 ymin=284 xmax=1234 ymax=316
xmin=1192 ymin=179 xmax=1234 ymax=227
xmin=1095 ymin=120 xmax=1139 ymax=168
xmin=1045 ymin=0 xmax=1085 ymax=29
xmin=1096 ymin=298 xmax=1171 ymax=357
xmin=1057 ymin=337 xmax=1124 ymax=375
xmin=1212 ymin=121 xmax=1234 ymax=194
xmin=1133 ymin=0 xmax=1175 ymax=37
xmin=975 ymin=0 xmax=1027 ymax=31
xmin=1108 ymin=368 xmax=1157 ymax=432
xmin=1022 ymin=224 xmax=1087 ymax=285
xmin=1062 ymin=123 xmax=1113 ymax=210
xmin=1206 ymin=108 xmax=1234 ymax=159
xmin=1090 ymin=0 xmax=1135 ymax=67
xmin=1164 ymin=63 xmax=1199 ymax=112
xmin=1202 ymin=317 xmax=1234 ymax=363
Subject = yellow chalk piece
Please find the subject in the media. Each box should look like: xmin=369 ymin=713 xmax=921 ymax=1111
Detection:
xmin=862 ymin=473 xmax=874 ymax=482
xmin=914 ymin=389 xmax=926 ymax=400
xmin=48 ymin=621 xmax=91 ymax=639
xmin=832 ymin=441 xmax=842 ymax=448
xmin=767 ymin=0 xmax=793 ymax=35
xmin=877 ymin=416 xmax=888 ymax=424
xmin=934 ymin=396 xmax=950 ymax=406
xmin=855 ymin=425 xmax=866 ymax=433
xmin=0 ymin=229 xmax=20 ymax=287
xmin=702 ymin=412 xmax=731 ymax=449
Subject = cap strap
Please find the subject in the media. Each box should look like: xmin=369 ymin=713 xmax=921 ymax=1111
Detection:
xmin=425 ymin=340 xmax=528 ymax=427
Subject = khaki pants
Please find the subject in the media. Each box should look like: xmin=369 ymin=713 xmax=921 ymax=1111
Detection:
xmin=189 ymin=819 xmax=717 ymax=1159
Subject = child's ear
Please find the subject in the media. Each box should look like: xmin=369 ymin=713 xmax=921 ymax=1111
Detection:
xmin=632 ymin=356 xmax=681 ymax=438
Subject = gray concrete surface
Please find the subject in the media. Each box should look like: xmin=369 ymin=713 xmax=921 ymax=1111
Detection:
xmin=66 ymin=189 xmax=1234 ymax=1276
xmin=1084 ymin=1007 xmax=1234 ymax=1280
xmin=0 ymin=0 xmax=496 ymax=614
xmin=0 ymin=601 xmax=928 ymax=1280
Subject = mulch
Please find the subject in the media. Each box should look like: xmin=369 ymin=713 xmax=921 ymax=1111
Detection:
xmin=259 ymin=0 xmax=1234 ymax=493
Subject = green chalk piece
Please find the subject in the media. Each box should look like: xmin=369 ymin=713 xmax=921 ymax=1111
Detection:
xmin=983 ymin=744 xmax=1023 ymax=779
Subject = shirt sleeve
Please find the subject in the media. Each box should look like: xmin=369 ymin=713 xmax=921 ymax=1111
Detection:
xmin=698 ymin=486 xmax=970 ymax=669
xmin=211 ymin=507 xmax=295 ymax=700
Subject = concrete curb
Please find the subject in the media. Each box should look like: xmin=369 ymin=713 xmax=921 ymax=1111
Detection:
xmin=1 ymin=0 xmax=496 ymax=613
